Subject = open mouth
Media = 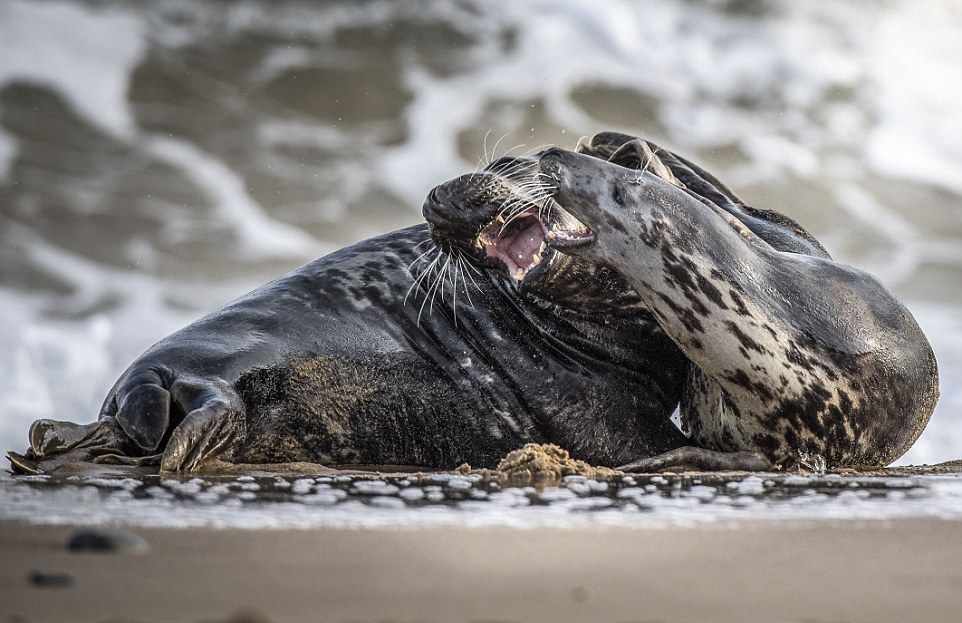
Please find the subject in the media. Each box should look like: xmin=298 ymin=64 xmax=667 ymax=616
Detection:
xmin=476 ymin=207 xmax=593 ymax=283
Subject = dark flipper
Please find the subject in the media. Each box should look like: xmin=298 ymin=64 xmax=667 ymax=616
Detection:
xmin=8 ymin=416 xmax=142 ymax=475
xmin=159 ymin=377 xmax=245 ymax=472
xmin=29 ymin=419 xmax=103 ymax=456
xmin=619 ymin=446 xmax=773 ymax=473
xmin=115 ymin=374 xmax=172 ymax=452
xmin=7 ymin=451 xmax=41 ymax=475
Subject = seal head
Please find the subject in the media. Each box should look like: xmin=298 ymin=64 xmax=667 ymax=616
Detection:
xmin=422 ymin=153 xmax=649 ymax=314
xmin=539 ymin=139 xmax=939 ymax=469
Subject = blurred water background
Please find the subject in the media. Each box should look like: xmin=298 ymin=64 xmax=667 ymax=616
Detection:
xmin=1 ymin=0 xmax=960 ymax=467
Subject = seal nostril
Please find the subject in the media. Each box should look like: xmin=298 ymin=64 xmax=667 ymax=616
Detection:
xmin=539 ymin=148 xmax=569 ymax=181
xmin=424 ymin=185 xmax=450 ymax=220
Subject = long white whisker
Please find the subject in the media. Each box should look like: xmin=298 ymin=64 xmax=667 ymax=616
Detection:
xmin=407 ymin=250 xmax=443 ymax=307
xmin=427 ymin=253 xmax=451 ymax=318
xmin=481 ymin=129 xmax=494 ymax=168
xmin=490 ymin=133 xmax=510 ymax=164
xmin=452 ymin=257 xmax=460 ymax=326
xmin=457 ymin=256 xmax=479 ymax=309
xmin=416 ymin=252 xmax=444 ymax=325
xmin=407 ymin=245 xmax=438 ymax=272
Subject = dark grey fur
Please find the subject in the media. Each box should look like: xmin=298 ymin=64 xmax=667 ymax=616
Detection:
xmin=10 ymin=224 xmax=688 ymax=473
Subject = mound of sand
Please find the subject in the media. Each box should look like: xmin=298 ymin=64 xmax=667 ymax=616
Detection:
xmin=495 ymin=443 xmax=621 ymax=483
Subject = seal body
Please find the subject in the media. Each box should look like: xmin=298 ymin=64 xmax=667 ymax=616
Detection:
xmin=12 ymin=223 xmax=689 ymax=472
xmin=540 ymin=139 xmax=939 ymax=469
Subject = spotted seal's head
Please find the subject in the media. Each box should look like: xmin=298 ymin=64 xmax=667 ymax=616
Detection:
xmin=537 ymin=132 xmax=831 ymax=260
xmin=421 ymin=151 xmax=644 ymax=313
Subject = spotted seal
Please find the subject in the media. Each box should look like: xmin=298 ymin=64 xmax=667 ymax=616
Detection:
xmin=9 ymin=148 xmax=693 ymax=474
xmin=539 ymin=136 xmax=939 ymax=470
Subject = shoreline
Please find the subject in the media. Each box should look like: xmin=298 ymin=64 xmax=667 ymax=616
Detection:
xmin=3 ymin=518 xmax=962 ymax=623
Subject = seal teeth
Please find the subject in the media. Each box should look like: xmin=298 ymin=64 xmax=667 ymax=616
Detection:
xmin=532 ymin=253 xmax=542 ymax=266
xmin=495 ymin=214 xmax=506 ymax=224
xmin=513 ymin=267 xmax=525 ymax=282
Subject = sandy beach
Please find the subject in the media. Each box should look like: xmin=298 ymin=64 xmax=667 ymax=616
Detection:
xmin=3 ymin=518 xmax=961 ymax=623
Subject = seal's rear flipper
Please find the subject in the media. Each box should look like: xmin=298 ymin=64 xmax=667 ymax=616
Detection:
xmin=7 ymin=451 xmax=41 ymax=475
xmin=10 ymin=417 xmax=146 ymax=474
xmin=29 ymin=419 xmax=102 ymax=456
xmin=619 ymin=446 xmax=772 ymax=473
xmin=94 ymin=453 xmax=162 ymax=467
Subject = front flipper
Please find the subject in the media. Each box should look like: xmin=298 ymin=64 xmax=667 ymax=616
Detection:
xmin=107 ymin=368 xmax=246 ymax=472
xmin=159 ymin=377 xmax=246 ymax=472
xmin=619 ymin=446 xmax=772 ymax=473
xmin=114 ymin=377 xmax=172 ymax=453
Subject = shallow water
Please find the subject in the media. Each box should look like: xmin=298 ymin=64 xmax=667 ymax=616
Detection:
xmin=3 ymin=469 xmax=962 ymax=529
xmin=1 ymin=0 xmax=961 ymax=471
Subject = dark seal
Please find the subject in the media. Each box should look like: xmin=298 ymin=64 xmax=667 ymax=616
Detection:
xmin=539 ymin=134 xmax=939 ymax=470
xmin=9 ymin=147 xmax=691 ymax=474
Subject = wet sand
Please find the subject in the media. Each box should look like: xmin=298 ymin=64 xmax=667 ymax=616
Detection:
xmin=3 ymin=518 xmax=962 ymax=623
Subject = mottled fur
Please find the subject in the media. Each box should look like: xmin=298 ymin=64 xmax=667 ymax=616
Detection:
xmin=14 ymin=225 xmax=690 ymax=472
xmin=541 ymin=137 xmax=938 ymax=469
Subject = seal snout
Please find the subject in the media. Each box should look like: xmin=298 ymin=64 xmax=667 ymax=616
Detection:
xmin=422 ymin=173 xmax=498 ymax=233
xmin=538 ymin=147 xmax=569 ymax=186
xmin=535 ymin=148 xmax=597 ymax=253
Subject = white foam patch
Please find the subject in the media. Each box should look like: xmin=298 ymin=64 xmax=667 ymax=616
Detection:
xmin=3 ymin=474 xmax=962 ymax=530
xmin=833 ymin=183 xmax=921 ymax=287
xmin=861 ymin=3 xmax=962 ymax=195
xmin=0 ymin=0 xmax=145 ymax=138
xmin=141 ymin=135 xmax=326 ymax=260
xmin=0 ymin=225 xmax=249 ymax=458
xmin=375 ymin=1 xmax=962 ymax=204
xmin=0 ymin=298 xmax=112 ymax=450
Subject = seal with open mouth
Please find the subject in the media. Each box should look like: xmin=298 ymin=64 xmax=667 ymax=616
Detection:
xmin=9 ymin=143 xmax=692 ymax=474
xmin=539 ymin=136 xmax=939 ymax=470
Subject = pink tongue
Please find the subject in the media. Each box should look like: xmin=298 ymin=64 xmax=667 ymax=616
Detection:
xmin=505 ymin=224 xmax=542 ymax=263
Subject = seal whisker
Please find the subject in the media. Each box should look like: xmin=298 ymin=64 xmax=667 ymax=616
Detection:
xmin=407 ymin=245 xmax=438 ymax=273
xmin=436 ymin=252 xmax=454 ymax=312
xmin=447 ymin=255 xmax=460 ymax=326
xmin=406 ymin=247 xmax=443 ymax=307
xmin=415 ymin=251 xmax=446 ymax=325
xmin=501 ymin=143 xmax=528 ymax=159
xmin=498 ymin=202 xmax=534 ymax=235
xmin=426 ymin=252 xmax=452 ymax=319
xmin=456 ymin=255 xmax=479 ymax=309
xmin=520 ymin=144 xmax=552 ymax=159
xmin=406 ymin=244 xmax=441 ymax=288
xmin=478 ymin=132 xmax=520 ymax=170
xmin=480 ymin=129 xmax=494 ymax=169
xmin=488 ymin=133 xmax=507 ymax=166
xmin=490 ymin=156 xmax=536 ymax=179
